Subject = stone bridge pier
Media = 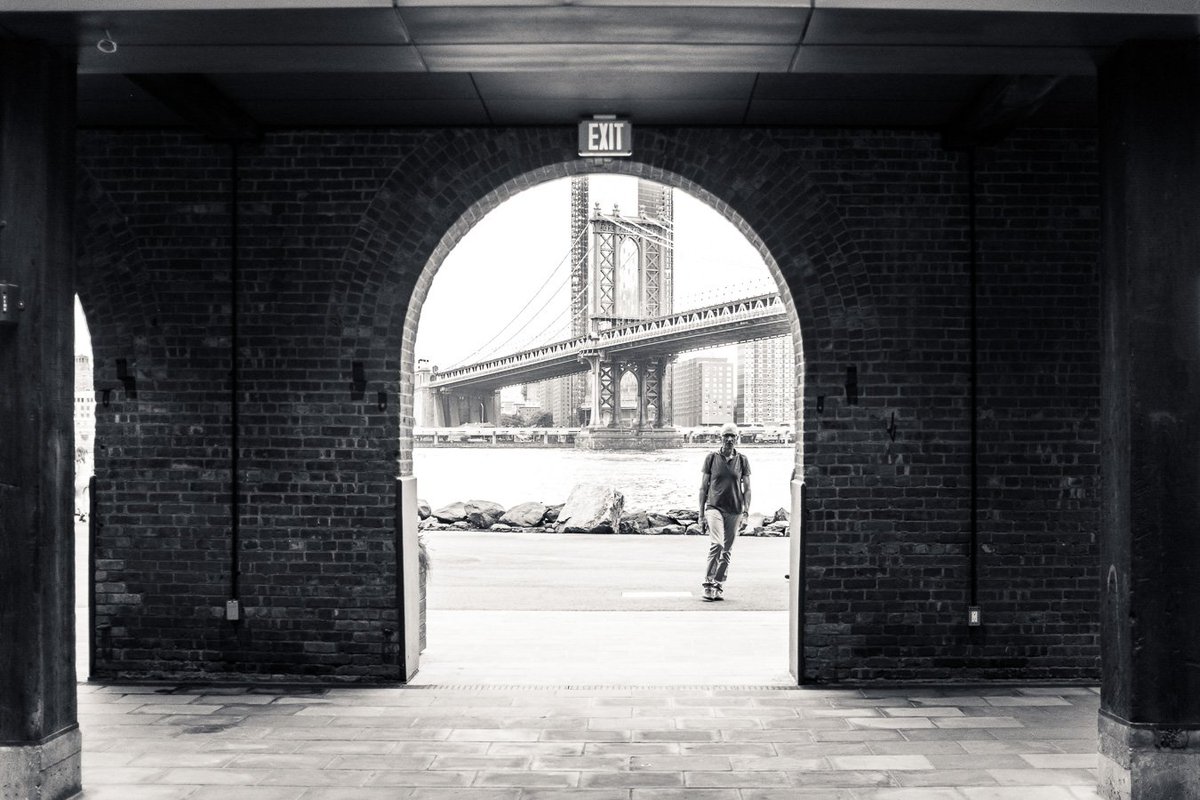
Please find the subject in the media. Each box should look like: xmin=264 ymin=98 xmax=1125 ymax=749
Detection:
xmin=430 ymin=388 xmax=501 ymax=427
xmin=577 ymin=352 xmax=680 ymax=450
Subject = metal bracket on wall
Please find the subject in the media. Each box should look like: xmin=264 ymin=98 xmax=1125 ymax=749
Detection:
xmin=0 ymin=283 xmax=22 ymax=325
xmin=116 ymin=358 xmax=137 ymax=399
xmin=351 ymin=361 xmax=366 ymax=401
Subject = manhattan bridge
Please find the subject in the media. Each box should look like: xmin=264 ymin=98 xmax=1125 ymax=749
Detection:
xmin=416 ymin=177 xmax=791 ymax=450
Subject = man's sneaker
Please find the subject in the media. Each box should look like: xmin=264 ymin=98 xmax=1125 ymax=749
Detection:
xmin=712 ymin=586 xmax=725 ymax=602
xmin=702 ymin=585 xmax=717 ymax=602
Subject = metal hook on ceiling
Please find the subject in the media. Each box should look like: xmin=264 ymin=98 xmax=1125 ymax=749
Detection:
xmin=97 ymin=30 xmax=118 ymax=55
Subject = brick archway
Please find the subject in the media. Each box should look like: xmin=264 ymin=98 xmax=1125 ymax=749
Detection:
xmin=334 ymin=129 xmax=877 ymax=682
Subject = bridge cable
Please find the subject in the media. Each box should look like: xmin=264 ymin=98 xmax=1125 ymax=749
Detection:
xmin=447 ymin=223 xmax=590 ymax=368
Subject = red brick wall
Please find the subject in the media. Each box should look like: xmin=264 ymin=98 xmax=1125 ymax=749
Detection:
xmin=76 ymin=127 xmax=1099 ymax=682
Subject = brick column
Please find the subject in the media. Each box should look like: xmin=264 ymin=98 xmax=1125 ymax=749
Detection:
xmin=1098 ymin=40 xmax=1200 ymax=800
xmin=0 ymin=41 xmax=80 ymax=800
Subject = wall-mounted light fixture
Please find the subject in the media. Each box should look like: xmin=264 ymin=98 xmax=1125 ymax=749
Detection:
xmin=816 ymin=395 xmax=825 ymax=414
xmin=101 ymin=388 xmax=112 ymax=408
xmin=0 ymin=282 xmax=22 ymax=327
xmin=377 ymin=390 xmax=388 ymax=412
xmin=116 ymin=358 xmax=137 ymax=399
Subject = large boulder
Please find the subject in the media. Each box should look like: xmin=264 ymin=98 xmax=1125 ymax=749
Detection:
xmin=417 ymin=499 xmax=431 ymax=520
xmin=772 ymin=507 xmax=790 ymax=523
xmin=646 ymin=512 xmax=675 ymax=528
xmin=465 ymin=500 xmax=505 ymax=529
xmin=501 ymin=501 xmax=549 ymax=528
xmin=668 ymin=509 xmax=698 ymax=523
xmin=556 ymin=484 xmax=624 ymax=533
xmin=431 ymin=501 xmax=468 ymax=523
xmin=620 ymin=510 xmax=650 ymax=534
xmin=542 ymin=504 xmax=564 ymax=524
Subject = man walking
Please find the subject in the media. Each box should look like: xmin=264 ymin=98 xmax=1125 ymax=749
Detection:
xmin=699 ymin=422 xmax=751 ymax=602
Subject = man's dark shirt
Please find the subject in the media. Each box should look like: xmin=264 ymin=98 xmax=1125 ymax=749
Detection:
xmin=702 ymin=449 xmax=750 ymax=514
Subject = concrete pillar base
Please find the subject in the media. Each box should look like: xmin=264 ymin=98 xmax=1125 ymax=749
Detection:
xmin=576 ymin=427 xmax=682 ymax=451
xmin=1099 ymin=712 xmax=1200 ymax=799
xmin=0 ymin=726 xmax=81 ymax=800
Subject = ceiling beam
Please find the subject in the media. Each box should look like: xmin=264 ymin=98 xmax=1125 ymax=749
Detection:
xmin=943 ymin=74 xmax=1064 ymax=149
xmin=126 ymin=73 xmax=261 ymax=141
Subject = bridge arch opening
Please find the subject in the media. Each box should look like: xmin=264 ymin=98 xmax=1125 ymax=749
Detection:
xmin=404 ymin=167 xmax=805 ymax=684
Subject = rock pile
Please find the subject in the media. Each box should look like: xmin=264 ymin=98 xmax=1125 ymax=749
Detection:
xmin=421 ymin=483 xmax=790 ymax=537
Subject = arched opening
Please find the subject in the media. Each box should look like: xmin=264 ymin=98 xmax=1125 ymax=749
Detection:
xmin=407 ymin=171 xmax=803 ymax=684
xmin=72 ymin=295 xmax=94 ymax=683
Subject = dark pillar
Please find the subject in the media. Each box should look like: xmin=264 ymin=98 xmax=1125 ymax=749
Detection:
xmin=1098 ymin=40 xmax=1200 ymax=799
xmin=0 ymin=41 xmax=80 ymax=799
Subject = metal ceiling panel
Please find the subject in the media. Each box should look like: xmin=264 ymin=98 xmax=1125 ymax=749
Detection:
xmin=421 ymin=43 xmax=796 ymax=71
xmin=753 ymin=72 xmax=983 ymax=101
xmin=746 ymin=98 xmax=962 ymax=127
xmin=789 ymin=45 xmax=1102 ymax=75
xmin=482 ymin=94 xmax=751 ymax=125
xmin=240 ymin=98 xmax=491 ymax=126
xmin=398 ymin=5 xmax=810 ymax=44
xmin=0 ymin=8 xmax=407 ymax=46
xmin=473 ymin=72 xmax=755 ymax=100
xmin=77 ymin=44 xmax=427 ymax=74
xmin=77 ymin=73 xmax=188 ymax=127
xmin=209 ymin=72 xmax=480 ymax=101
xmin=805 ymin=6 xmax=1200 ymax=47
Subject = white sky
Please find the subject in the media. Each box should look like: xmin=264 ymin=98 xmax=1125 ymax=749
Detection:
xmin=414 ymin=174 xmax=772 ymax=372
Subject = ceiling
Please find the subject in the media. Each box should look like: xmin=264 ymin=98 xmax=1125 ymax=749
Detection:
xmin=3 ymin=2 xmax=1198 ymax=135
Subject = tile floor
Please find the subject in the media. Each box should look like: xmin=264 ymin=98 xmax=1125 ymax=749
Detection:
xmin=76 ymin=682 xmax=1102 ymax=799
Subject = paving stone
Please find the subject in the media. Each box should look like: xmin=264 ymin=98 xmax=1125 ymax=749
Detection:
xmin=580 ymin=771 xmax=684 ymax=788
xmin=855 ymin=789 xmax=965 ymax=799
xmin=190 ymin=788 xmax=304 ymax=800
xmin=788 ymin=769 xmax=894 ymax=788
xmin=629 ymin=755 xmax=732 ymax=771
xmin=75 ymin=786 xmax=199 ymax=799
xmin=684 ymin=770 xmax=790 ymax=787
xmin=363 ymin=770 xmax=476 ymax=787
xmin=474 ymin=770 xmax=580 ymax=788
xmin=960 ymin=789 xmax=1078 ymax=799
xmin=487 ymin=743 xmax=583 ymax=757
xmin=1020 ymin=754 xmax=1098 ymax=769
xmin=533 ymin=755 xmax=629 ymax=771
xmin=883 ymin=706 xmax=965 ymax=717
xmin=630 ymin=791 xmax=739 ymax=800
xmin=827 ymin=754 xmax=934 ymax=770
xmin=325 ymin=754 xmax=436 ymax=769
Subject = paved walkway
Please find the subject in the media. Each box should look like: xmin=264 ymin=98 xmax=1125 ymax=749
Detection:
xmin=77 ymin=681 xmax=1102 ymax=799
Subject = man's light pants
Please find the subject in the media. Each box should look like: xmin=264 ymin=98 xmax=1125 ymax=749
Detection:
xmin=703 ymin=508 xmax=741 ymax=587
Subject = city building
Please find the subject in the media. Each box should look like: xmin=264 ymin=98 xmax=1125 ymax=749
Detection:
xmin=673 ymin=356 xmax=734 ymax=427
xmin=737 ymin=336 xmax=795 ymax=426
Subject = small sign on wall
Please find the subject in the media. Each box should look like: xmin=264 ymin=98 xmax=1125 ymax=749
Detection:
xmin=579 ymin=116 xmax=632 ymax=157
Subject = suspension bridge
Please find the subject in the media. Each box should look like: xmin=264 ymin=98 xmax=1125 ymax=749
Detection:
xmin=416 ymin=178 xmax=789 ymax=449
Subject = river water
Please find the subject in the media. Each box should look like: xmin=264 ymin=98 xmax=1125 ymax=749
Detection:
xmin=413 ymin=445 xmax=798 ymax=514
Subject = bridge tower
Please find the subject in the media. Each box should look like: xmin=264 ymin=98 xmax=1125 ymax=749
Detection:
xmin=577 ymin=179 xmax=681 ymax=450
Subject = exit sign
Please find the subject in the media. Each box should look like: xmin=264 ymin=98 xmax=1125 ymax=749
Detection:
xmin=579 ymin=117 xmax=632 ymax=157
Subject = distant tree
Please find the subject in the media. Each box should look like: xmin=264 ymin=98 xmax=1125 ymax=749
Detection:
xmin=529 ymin=411 xmax=555 ymax=427
xmin=500 ymin=413 xmax=524 ymax=427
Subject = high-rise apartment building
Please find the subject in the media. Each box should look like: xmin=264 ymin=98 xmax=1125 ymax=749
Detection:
xmin=736 ymin=336 xmax=794 ymax=426
xmin=673 ymin=356 xmax=734 ymax=427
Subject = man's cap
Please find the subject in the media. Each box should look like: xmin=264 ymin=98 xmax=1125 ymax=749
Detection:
xmin=720 ymin=423 xmax=739 ymax=436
